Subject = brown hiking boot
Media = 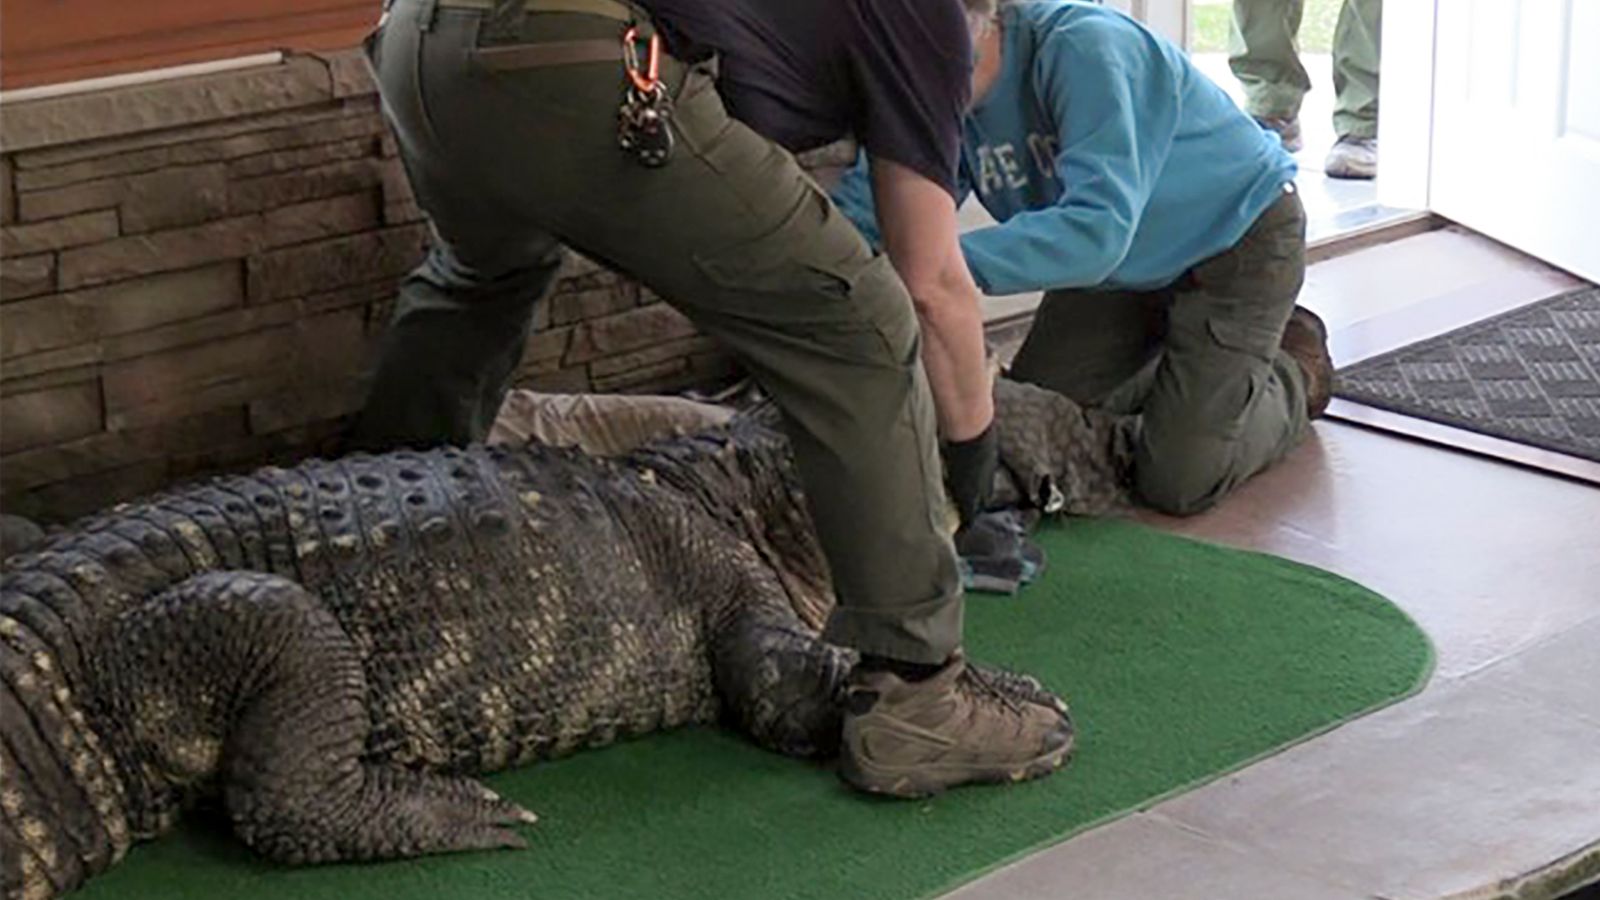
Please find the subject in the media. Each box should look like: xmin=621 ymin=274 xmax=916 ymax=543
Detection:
xmin=1280 ymin=306 xmax=1333 ymax=419
xmin=839 ymin=653 xmax=1075 ymax=798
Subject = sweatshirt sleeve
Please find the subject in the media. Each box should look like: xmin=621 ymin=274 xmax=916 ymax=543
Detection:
xmin=960 ymin=17 xmax=1183 ymax=295
xmin=830 ymin=148 xmax=975 ymax=251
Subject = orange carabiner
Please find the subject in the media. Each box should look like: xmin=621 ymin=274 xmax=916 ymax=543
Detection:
xmin=621 ymin=25 xmax=663 ymax=95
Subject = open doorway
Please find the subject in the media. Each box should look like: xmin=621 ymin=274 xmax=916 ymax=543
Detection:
xmin=980 ymin=0 xmax=1599 ymax=480
xmin=1186 ymin=0 xmax=1416 ymax=244
xmin=1182 ymin=0 xmax=1600 ymax=483
xmin=971 ymin=0 xmax=1425 ymax=330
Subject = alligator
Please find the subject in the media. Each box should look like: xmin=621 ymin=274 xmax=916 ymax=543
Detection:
xmin=0 ymin=377 xmax=1126 ymax=900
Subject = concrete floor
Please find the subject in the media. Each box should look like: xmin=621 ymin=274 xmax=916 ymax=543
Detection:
xmin=949 ymin=229 xmax=1600 ymax=899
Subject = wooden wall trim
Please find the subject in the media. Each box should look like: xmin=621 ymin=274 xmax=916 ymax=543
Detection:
xmin=1 ymin=0 xmax=375 ymax=89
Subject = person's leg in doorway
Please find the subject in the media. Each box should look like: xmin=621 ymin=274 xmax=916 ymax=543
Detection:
xmin=1325 ymin=0 xmax=1382 ymax=179
xmin=1229 ymin=0 xmax=1310 ymax=152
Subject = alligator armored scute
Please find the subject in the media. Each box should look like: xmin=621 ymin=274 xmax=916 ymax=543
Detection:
xmin=0 ymin=390 xmax=1108 ymax=900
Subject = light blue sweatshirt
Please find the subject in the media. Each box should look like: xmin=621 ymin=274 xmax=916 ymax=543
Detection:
xmin=831 ymin=1 xmax=1297 ymax=295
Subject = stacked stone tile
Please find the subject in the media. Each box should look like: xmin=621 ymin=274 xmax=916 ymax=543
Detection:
xmin=0 ymin=50 xmax=744 ymax=522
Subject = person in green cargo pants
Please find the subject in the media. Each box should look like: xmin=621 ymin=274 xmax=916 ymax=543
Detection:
xmin=1230 ymin=0 xmax=1382 ymax=179
xmin=349 ymin=0 xmax=1075 ymax=799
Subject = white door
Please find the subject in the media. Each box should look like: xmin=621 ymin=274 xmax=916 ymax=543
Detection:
xmin=1429 ymin=0 xmax=1600 ymax=282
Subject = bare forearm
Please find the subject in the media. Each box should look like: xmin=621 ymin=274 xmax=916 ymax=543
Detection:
xmin=916 ymin=284 xmax=993 ymax=441
xmin=867 ymin=157 xmax=995 ymax=440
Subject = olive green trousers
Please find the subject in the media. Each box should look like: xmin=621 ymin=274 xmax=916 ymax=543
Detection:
xmin=1008 ymin=189 xmax=1311 ymax=516
xmin=351 ymin=0 xmax=961 ymax=662
xmin=1229 ymin=0 xmax=1382 ymax=140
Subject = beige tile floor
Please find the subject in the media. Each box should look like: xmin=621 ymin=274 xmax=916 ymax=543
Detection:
xmin=949 ymin=229 xmax=1600 ymax=899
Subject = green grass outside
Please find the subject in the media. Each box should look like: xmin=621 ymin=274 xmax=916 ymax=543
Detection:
xmin=1190 ymin=0 xmax=1340 ymax=55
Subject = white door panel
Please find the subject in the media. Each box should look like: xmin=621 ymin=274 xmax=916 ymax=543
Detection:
xmin=1431 ymin=0 xmax=1600 ymax=282
xmin=1565 ymin=2 xmax=1600 ymax=152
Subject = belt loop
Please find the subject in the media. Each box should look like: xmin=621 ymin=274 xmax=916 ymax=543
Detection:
xmin=417 ymin=0 xmax=439 ymax=32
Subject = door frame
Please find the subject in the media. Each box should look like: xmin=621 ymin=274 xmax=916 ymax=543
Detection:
xmin=0 ymin=0 xmax=374 ymax=89
xmin=1373 ymin=0 xmax=1438 ymax=213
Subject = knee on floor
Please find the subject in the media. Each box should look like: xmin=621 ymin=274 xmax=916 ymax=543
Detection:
xmin=1133 ymin=460 xmax=1229 ymax=517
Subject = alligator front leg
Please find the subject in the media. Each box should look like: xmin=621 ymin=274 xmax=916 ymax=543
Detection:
xmin=709 ymin=602 xmax=1069 ymax=761
xmin=96 ymin=571 xmax=537 ymax=865
xmin=711 ymin=598 xmax=858 ymax=759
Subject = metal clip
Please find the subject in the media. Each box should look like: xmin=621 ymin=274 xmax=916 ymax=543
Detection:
xmin=619 ymin=85 xmax=674 ymax=167
xmin=617 ymin=26 xmax=674 ymax=167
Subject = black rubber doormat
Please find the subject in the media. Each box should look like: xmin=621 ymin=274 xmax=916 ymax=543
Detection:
xmin=1335 ymin=287 xmax=1600 ymax=464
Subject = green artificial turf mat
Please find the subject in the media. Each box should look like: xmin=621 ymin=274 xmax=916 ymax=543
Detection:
xmin=80 ymin=518 xmax=1433 ymax=900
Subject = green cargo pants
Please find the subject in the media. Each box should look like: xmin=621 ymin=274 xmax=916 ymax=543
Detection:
xmin=1007 ymin=189 xmax=1310 ymax=516
xmin=350 ymin=0 xmax=961 ymax=663
xmin=1229 ymin=0 xmax=1383 ymax=140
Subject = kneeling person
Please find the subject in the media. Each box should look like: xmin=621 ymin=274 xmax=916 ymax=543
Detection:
xmin=834 ymin=0 xmax=1333 ymax=516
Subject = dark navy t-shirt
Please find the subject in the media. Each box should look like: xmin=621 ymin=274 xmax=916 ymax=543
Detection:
xmin=640 ymin=0 xmax=974 ymax=196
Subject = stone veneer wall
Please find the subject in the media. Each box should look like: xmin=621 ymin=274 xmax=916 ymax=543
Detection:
xmin=0 ymin=50 xmax=808 ymax=522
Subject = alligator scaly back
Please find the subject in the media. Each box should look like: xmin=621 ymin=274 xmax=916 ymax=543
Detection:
xmin=1 ymin=384 xmax=1095 ymax=900
xmin=0 ymin=422 xmax=851 ymax=900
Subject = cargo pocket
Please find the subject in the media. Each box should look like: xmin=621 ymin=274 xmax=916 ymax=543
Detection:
xmin=1206 ymin=315 xmax=1282 ymax=366
xmin=1191 ymin=315 xmax=1284 ymax=438
xmin=669 ymin=57 xmax=741 ymax=163
xmin=690 ymin=180 xmax=915 ymax=366
xmin=695 ymin=190 xmax=863 ymax=305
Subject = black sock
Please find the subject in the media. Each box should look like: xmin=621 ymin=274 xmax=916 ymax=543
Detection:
xmin=857 ymin=654 xmax=946 ymax=683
